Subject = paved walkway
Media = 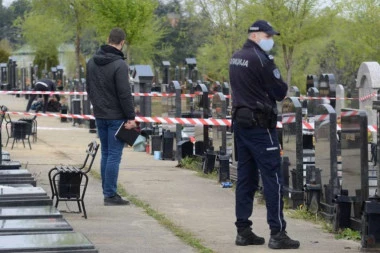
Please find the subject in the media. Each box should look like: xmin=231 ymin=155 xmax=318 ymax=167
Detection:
xmin=1 ymin=94 xmax=361 ymax=253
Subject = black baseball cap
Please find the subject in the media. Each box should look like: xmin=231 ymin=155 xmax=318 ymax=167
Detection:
xmin=247 ymin=20 xmax=280 ymax=35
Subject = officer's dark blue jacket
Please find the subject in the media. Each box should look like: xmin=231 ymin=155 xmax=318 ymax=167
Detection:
xmin=229 ymin=39 xmax=288 ymax=111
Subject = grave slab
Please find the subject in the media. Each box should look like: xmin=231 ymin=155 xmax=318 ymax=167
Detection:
xmin=0 ymin=232 xmax=97 ymax=252
xmin=0 ymin=206 xmax=62 ymax=219
xmin=0 ymin=178 xmax=37 ymax=186
xmin=0 ymin=197 xmax=52 ymax=207
xmin=0 ymin=218 xmax=72 ymax=234
xmin=0 ymin=161 xmax=22 ymax=170
xmin=0 ymin=169 xmax=32 ymax=177
xmin=0 ymin=186 xmax=47 ymax=199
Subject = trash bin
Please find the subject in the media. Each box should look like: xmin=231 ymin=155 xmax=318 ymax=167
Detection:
xmin=203 ymin=147 xmax=216 ymax=174
xmin=71 ymin=99 xmax=81 ymax=125
xmin=61 ymin=105 xmax=68 ymax=122
xmin=150 ymin=135 xmax=162 ymax=155
xmin=218 ymin=151 xmax=230 ymax=182
xmin=162 ymin=130 xmax=174 ymax=160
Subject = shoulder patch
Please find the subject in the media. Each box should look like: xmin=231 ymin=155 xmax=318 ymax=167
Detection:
xmin=273 ymin=68 xmax=281 ymax=79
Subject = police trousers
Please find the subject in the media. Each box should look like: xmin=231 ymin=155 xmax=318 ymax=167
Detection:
xmin=233 ymin=123 xmax=286 ymax=234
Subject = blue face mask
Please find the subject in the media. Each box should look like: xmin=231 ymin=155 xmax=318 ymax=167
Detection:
xmin=259 ymin=38 xmax=274 ymax=52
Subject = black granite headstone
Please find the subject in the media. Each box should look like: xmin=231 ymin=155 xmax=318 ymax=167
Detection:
xmin=314 ymin=104 xmax=340 ymax=205
xmin=281 ymin=97 xmax=304 ymax=208
xmin=341 ymin=109 xmax=368 ymax=221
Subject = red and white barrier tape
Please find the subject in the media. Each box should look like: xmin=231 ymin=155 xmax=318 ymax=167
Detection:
xmin=5 ymin=111 xmax=378 ymax=131
xmin=2 ymin=89 xmax=377 ymax=102
xmin=0 ymin=90 xmax=232 ymax=98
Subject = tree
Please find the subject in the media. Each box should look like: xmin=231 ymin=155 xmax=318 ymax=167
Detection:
xmin=250 ymin=0 xmax=338 ymax=85
xmin=152 ymin=0 xmax=211 ymax=80
xmin=192 ymin=0 xmax=250 ymax=81
xmin=0 ymin=39 xmax=12 ymax=62
xmin=18 ymin=11 xmax=69 ymax=74
xmin=91 ymin=0 xmax=162 ymax=65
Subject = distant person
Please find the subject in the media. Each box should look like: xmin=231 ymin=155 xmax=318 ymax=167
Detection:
xmin=26 ymin=78 xmax=60 ymax=113
xmin=86 ymin=28 xmax=136 ymax=206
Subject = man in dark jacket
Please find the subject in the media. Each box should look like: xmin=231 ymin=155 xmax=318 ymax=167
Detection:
xmin=86 ymin=28 xmax=136 ymax=206
xmin=26 ymin=78 xmax=60 ymax=113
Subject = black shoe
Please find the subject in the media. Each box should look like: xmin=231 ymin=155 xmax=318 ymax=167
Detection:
xmin=268 ymin=231 xmax=300 ymax=249
xmin=235 ymin=227 xmax=265 ymax=246
xmin=104 ymin=194 xmax=130 ymax=206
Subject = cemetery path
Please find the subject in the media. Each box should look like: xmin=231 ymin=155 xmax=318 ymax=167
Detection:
xmin=3 ymin=94 xmax=361 ymax=253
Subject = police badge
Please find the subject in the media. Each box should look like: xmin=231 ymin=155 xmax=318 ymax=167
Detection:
xmin=273 ymin=68 xmax=281 ymax=79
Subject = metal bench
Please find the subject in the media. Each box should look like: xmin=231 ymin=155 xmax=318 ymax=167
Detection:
xmin=48 ymin=141 xmax=99 ymax=219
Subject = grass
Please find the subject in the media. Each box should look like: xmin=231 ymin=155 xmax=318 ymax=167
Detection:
xmin=90 ymin=170 xmax=214 ymax=253
xmin=178 ymin=156 xmax=219 ymax=180
xmin=286 ymin=204 xmax=361 ymax=241
xmin=177 ymin=158 xmax=361 ymax=244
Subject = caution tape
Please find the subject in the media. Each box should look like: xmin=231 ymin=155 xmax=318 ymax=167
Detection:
xmin=2 ymin=89 xmax=375 ymax=101
xmin=5 ymin=111 xmax=231 ymax=126
xmin=0 ymin=90 xmax=232 ymax=98
xmin=5 ymin=111 xmax=378 ymax=132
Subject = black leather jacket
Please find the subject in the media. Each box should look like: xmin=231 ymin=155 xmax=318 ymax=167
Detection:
xmin=86 ymin=45 xmax=135 ymax=120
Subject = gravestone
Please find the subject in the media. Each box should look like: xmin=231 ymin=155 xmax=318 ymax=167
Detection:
xmin=356 ymin=62 xmax=380 ymax=143
xmin=306 ymin=74 xmax=318 ymax=91
xmin=319 ymin=73 xmax=337 ymax=108
xmin=335 ymin=84 xmax=345 ymax=116
xmin=211 ymin=92 xmax=227 ymax=153
xmin=314 ymin=104 xmax=340 ymax=219
xmin=340 ymin=109 xmax=369 ymax=228
xmin=282 ymin=97 xmax=304 ymax=208
xmin=288 ymin=86 xmax=300 ymax=97
xmin=307 ymin=87 xmax=322 ymax=117
xmin=194 ymin=83 xmax=210 ymax=151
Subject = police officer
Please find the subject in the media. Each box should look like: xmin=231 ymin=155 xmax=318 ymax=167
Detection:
xmin=229 ymin=20 xmax=300 ymax=249
xmin=26 ymin=78 xmax=60 ymax=113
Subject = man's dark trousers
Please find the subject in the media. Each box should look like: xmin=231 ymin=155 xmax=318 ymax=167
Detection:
xmin=234 ymin=124 xmax=287 ymax=234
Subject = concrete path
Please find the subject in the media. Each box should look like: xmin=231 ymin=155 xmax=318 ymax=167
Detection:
xmin=1 ymin=94 xmax=361 ymax=252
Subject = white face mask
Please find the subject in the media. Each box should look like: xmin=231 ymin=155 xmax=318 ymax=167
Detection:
xmin=258 ymin=38 xmax=274 ymax=51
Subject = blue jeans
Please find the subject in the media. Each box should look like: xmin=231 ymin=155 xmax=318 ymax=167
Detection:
xmin=234 ymin=124 xmax=286 ymax=234
xmin=96 ymin=119 xmax=126 ymax=198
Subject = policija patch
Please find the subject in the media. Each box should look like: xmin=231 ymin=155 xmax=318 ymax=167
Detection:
xmin=273 ymin=68 xmax=281 ymax=79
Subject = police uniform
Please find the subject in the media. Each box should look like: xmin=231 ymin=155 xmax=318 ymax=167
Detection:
xmin=230 ymin=23 xmax=289 ymax=239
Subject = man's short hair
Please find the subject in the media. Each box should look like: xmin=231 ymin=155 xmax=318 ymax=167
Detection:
xmin=108 ymin=28 xmax=126 ymax=44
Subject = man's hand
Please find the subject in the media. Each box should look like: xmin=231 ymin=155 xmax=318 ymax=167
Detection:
xmin=124 ymin=120 xmax=136 ymax=129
